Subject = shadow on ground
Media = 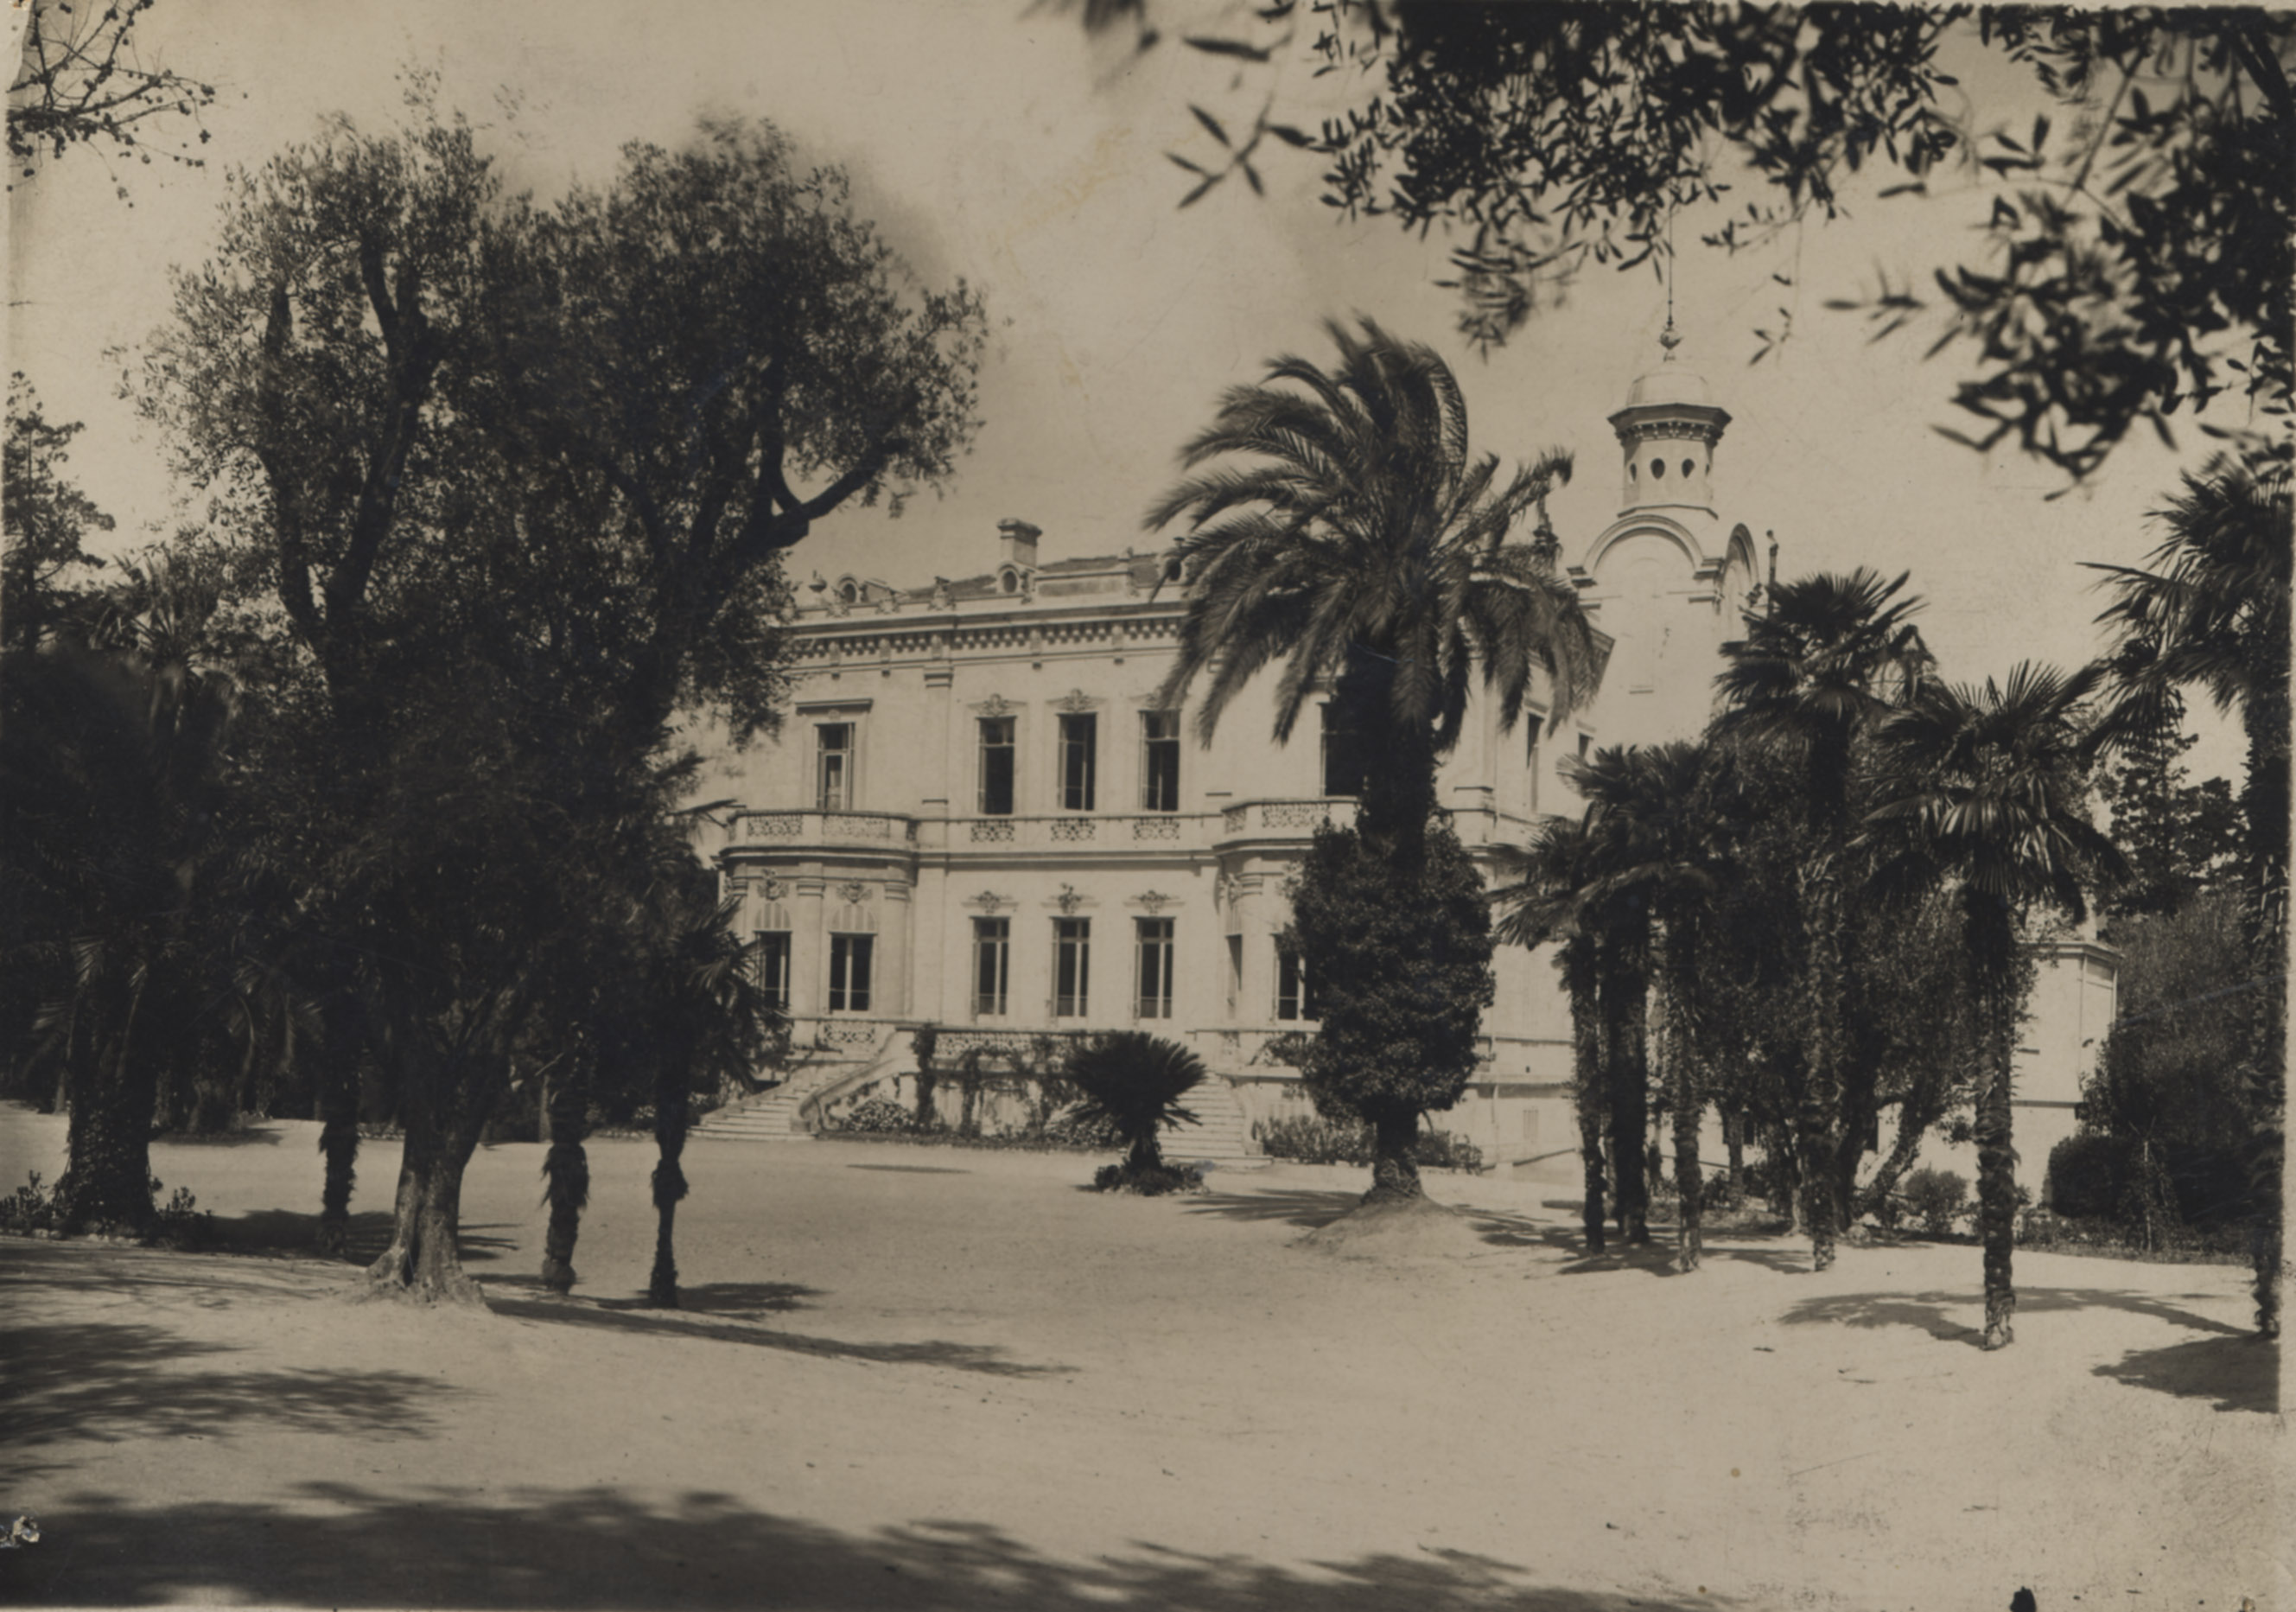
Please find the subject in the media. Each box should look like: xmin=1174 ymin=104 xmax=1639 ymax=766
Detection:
xmin=0 ymin=1487 xmax=1728 ymax=1610
xmin=485 ymin=1276 xmax=824 ymax=1318
xmin=1780 ymin=1284 xmax=2275 ymax=1410
xmin=485 ymin=1290 xmax=1073 ymax=1379
xmin=0 ymin=1319 xmax=448 ymax=1468
xmin=194 ymin=1211 xmax=519 ymax=1266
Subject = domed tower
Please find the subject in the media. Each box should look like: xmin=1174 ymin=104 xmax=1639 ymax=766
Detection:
xmin=1568 ymin=322 xmax=1760 ymax=749
xmin=1610 ymin=322 xmax=1731 ymax=515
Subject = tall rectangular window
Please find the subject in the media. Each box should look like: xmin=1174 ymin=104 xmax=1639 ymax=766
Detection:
xmin=978 ymin=717 xmax=1015 ymax=815
xmin=1140 ymin=710 xmax=1181 ymax=812
xmin=1058 ymin=712 xmax=1097 ymax=810
xmin=972 ymin=918 xmax=1010 ymax=1018
xmin=1225 ymin=934 xmax=1243 ymax=1016
xmin=1135 ymin=918 xmax=1174 ymax=1020
xmin=1053 ymin=918 xmax=1091 ymax=1017
xmin=817 ymin=722 xmax=854 ymax=811
xmin=828 ymin=933 xmax=873 ymax=1012
xmin=754 ymin=931 xmax=792 ymax=1013
xmin=1320 ymin=704 xmax=1363 ymax=798
xmin=1275 ymin=947 xmax=1320 ymax=1022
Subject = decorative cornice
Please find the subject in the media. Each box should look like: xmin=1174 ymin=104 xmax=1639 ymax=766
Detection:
xmin=1054 ymin=687 xmax=1097 ymax=712
xmin=969 ymin=890 xmax=1009 ymax=914
xmin=1135 ymin=890 xmax=1173 ymax=914
xmin=1053 ymin=882 xmax=1085 ymax=915
xmin=836 ymin=880 xmax=870 ymax=905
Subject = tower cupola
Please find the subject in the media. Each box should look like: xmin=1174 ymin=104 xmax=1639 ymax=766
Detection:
xmin=1607 ymin=320 xmax=1730 ymax=517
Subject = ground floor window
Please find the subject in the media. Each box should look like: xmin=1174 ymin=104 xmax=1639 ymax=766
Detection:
xmin=973 ymin=917 xmax=1010 ymax=1017
xmin=829 ymin=933 xmax=874 ymax=1013
xmin=1135 ymin=918 xmax=1173 ymax=1020
xmin=1054 ymin=918 xmax=1091 ymax=1017
xmin=754 ymin=930 xmax=791 ymax=1012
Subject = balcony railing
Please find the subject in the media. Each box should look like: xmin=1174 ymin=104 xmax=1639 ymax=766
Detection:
xmin=733 ymin=810 xmax=918 ymax=846
xmin=936 ymin=812 xmax=1194 ymax=850
xmin=1217 ymin=799 xmax=1358 ymax=836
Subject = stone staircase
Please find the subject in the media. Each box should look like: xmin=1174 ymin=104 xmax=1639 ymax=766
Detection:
xmin=691 ymin=1028 xmax=909 ymax=1144
xmin=1163 ymin=1075 xmax=1267 ymax=1169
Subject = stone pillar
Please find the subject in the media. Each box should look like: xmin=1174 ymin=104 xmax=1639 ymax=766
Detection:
xmin=792 ymin=875 xmax=827 ymax=1019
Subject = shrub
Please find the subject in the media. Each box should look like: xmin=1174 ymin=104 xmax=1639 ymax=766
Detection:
xmin=1902 ymin=1167 xmax=1969 ymax=1236
xmin=0 ymin=1172 xmax=55 ymax=1235
xmin=1252 ymin=1114 xmax=1482 ymax=1171
xmin=832 ymin=1098 xmax=919 ymax=1135
xmin=2046 ymin=1133 xmax=2128 ymax=1219
xmin=1091 ymin=1160 xmax=1205 ymax=1195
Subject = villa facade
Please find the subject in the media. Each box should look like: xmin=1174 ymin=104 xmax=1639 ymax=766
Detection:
xmin=698 ymin=344 xmax=2114 ymax=1195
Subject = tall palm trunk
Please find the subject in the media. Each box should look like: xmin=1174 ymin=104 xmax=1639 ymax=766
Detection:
xmin=538 ymin=1059 xmax=592 ymax=1294
xmin=1600 ymin=942 xmax=1650 ymax=1244
xmin=1566 ymin=936 xmax=1606 ymax=1251
xmin=1966 ymin=886 xmax=2020 ymax=1349
xmin=647 ymin=1072 xmax=691 ymax=1307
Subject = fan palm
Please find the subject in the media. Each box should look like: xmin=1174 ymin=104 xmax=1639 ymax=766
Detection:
xmin=1494 ymin=817 xmax=1609 ymax=1251
xmin=1148 ymin=315 xmax=1601 ymax=855
xmin=1714 ymin=568 xmax=1928 ymax=1271
xmin=1866 ymin=661 xmax=2126 ymax=1350
xmin=1063 ymin=1032 xmax=1206 ymax=1179
xmin=2087 ymin=447 xmax=2289 ymax=1336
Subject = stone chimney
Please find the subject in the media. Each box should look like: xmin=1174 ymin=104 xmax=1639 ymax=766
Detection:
xmin=998 ymin=519 xmax=1040 ymax=570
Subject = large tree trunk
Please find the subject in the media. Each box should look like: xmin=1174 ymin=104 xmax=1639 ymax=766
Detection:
xmin=538 ymin=1062 xmax=592 ymax=1294
xmin=1723 ymin=1106 xmax=1746 ymax=1200
xmin=366 ymin=1122 xmax=487 ymax=1305
xmin=647 ymin=1079 xmax=691 ymax=1307
xmin=1364 ymin=1111 xmax=1423 ymax=1203
xmin=365 ymin=1042 xmax=498 ymax=1307
xmin=54 ymin=977 xmax=158 ymax=1235
xmin=1670 ymin=1016 xmax=1704 ymax=1271
xmin=1600 ymin=954 xmax=1650 ymax=1245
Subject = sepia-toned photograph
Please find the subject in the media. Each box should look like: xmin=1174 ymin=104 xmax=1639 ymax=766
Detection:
xmin=3 ymin=3 xmax=2286 ymax=1607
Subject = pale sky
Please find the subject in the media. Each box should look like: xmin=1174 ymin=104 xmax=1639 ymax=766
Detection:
xmin=5 ymin=1 xmax=2248 ymax=778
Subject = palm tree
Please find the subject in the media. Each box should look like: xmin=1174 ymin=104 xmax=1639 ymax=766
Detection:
xmin=2088 ymin=447 xmax=2291 ymax=1337
xmin=1714 ymin=568 xmax=1929 ymax=1271
xmin=1148 ymin=317 xmax=1601 ymax=1198
xmin=1867 ymin=662 xmax=2126 ymax=1350
xmin=1494 ymin=819 xmax=1609 ymax=1251
xmin=1063 ymin=1032 xmax=1207 ymax=1186
xmin=1148 ymin=315 xmax=1601 ymax=856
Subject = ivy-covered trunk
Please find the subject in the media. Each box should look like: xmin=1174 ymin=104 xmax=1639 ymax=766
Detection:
xmin=2241 ymin=665 xmax=2286 ymax=1338
xmin=1566 ymin=938 xmax=1606 ymax=1252
xmin=647 ymin=1077 xmax=691 ymax=1307
xmin=1967 ymin=886 xmax=2019 ymax=1350
xmin=1797 ymin=858 xmax=1845 ymax=1271
xmin=1365 ymin=1111 xmax=1423 ymax=1202
xmin=539 ymin=1061 xmax=592 ymax=1294
xmin=54 ymin=975 xmax=159 ymax=1235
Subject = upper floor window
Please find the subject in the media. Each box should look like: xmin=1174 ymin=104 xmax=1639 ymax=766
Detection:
xmin=1140 ymin=710 xmax=1180 ymax=812
xmin=817 ymin=723 xmax=855 ymax=811
xmin=1320 ymin=704 xmax=1364 ymax=799
xmin=978 ymin=717 xmax=1016 ymax=815
xmin=1058 ymin=712 xmax=1097 ymax=811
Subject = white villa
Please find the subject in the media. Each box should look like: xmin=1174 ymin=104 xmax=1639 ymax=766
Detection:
xmin=695 ymin=341 xmax=2115 ymax=1195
